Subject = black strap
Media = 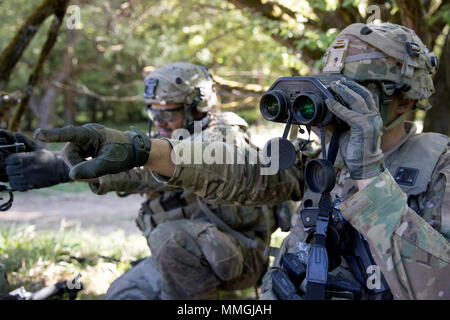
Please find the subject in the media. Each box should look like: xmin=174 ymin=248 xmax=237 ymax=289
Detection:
xmin=327 ymin=129 xmax=342 ymax=163
xmin=304 ymin=129 xmax=341 ymax=300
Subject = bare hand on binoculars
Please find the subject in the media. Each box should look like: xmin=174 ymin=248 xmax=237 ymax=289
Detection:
xmin=325 ymin=79 xmax=384 ymax=180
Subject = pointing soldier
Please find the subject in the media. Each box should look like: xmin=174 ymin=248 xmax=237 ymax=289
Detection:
xmin=8 ymin=62 xmax=283 ymax=299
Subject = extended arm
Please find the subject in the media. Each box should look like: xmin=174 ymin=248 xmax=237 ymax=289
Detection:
xmin=147 ymin=139 xmax=304 ymax=206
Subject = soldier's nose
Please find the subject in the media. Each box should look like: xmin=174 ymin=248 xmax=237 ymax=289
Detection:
xmin=154 ymin=120 xmax=167 ymax=127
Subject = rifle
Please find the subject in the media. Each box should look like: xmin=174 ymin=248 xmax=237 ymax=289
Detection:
xmin=0 ymin=132 xmax=84 ymax=300
xmin=0 ymin=141 xmax=25 ymax=211
xmin=1 ymin=274 xmax=83 ymax=300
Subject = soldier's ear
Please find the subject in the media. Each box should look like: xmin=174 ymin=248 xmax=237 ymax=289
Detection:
xmin=396 ymin=97 xmax=415 ymax=115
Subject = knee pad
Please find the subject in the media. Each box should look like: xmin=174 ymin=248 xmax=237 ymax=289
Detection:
xmin=197 ymin=227 xmax=244 ymax=281
xmin=148 ymin=221 xmax=220 ymax=298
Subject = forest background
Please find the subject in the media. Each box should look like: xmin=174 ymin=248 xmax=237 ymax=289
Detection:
xmin=0 ymin=0 xmax=448 ymax=300
xmin=1 ymin=0 xmax=448 ymax=134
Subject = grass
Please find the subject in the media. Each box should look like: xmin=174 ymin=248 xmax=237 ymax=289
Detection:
xmin=0 ymin=224 xmax=288 ymax=300
xmin=0 ymin=224 xmax=150 ymax=299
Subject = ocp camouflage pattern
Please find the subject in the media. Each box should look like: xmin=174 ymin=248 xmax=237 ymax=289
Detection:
xmin=164 ymin=122 xmax=450 ymax=299
xmin=324 ymin=23 xmax=438 ymax=109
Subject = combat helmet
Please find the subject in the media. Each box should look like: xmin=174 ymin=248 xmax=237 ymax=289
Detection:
xmin=143 ymin=62 xmax=218 ymax=129
xmin=322 ymin=23 xmax=439 ymax=130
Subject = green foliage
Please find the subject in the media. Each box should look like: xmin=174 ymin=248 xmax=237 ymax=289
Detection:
xmin=0 ymin=225 xmax=149 ymax=299
xmin=428 ymin=4 xmax=450 ymax=25
xmin=342 ymin=0 xmax=359 ymax=9
xmin=0 ymin=0 xmax=448 ymax=129
xmin=30 ymin=181 xmax=92 ymax=194
xmin=1 ymin=0 xmax=299 ymax=128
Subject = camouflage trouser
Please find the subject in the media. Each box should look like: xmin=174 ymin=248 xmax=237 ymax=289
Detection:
xmin=103 ymin=256 xmax=162 ymax=300
xmin=148 ymin=219 xmax=266 ymax=299
xmin=105 ymin=219 xmax=266 ymax=300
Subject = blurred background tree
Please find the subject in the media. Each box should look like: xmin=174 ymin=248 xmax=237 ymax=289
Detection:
xmin=0 ymin=0 xmax=448 ymax=133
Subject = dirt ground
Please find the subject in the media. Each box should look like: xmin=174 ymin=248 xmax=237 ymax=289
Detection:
xmin=0 ymin=190 xmax=145 ymax=235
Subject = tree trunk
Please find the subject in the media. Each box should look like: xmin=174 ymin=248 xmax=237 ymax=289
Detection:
xmin=395 ymin=0 xmax=430 ymax=47
xmin=424 ymin=33 xmax=450 ymax=135
xmin=8 ymin=0 xmax=70 ymax=131
xmin=0 ymin=0 xmax=69 ymax=121
xmin=87 ymin=96 xmax=98 ymax=123
xmin=63 ymin=87 xmax=76 ymax=125
xmin=37 ymin=68 xmax=69 ymax=129
xmin=0 ymin=0 xmax=67 ymax=91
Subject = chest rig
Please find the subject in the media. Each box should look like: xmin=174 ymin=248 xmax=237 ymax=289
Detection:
xmin=136 ymin=190 xmax=201 ymax=239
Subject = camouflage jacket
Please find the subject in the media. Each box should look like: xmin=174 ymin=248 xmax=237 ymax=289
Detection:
xmin=159 ymin=121 xmax=450 ymax=299
xmin=88 ymin=112 xmax=278 ymax=243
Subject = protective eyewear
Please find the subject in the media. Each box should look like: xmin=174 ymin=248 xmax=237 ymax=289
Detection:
xmin=146 ymin=105 xmax=184 ymax=122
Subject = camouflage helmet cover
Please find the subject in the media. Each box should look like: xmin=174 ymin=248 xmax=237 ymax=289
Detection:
xmin=322 ymin=23 xmax=439 ymax=110
xmin=143 ymin=62 xmax=218 ymax=113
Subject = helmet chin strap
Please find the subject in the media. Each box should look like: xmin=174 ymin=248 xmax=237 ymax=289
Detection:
xmin=382 ymin=107 xmax=414 ymax=132
xmin=374 ymin=81 xmax=415 ymax=133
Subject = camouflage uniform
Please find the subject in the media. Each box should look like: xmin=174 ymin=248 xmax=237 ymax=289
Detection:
xmin=95 ymin=65 xmax=277 ymax=299
xmin=154 ymin=24 xmax=449 ymax=299
xmin=157 ymin=120 xmax=449 ymax=300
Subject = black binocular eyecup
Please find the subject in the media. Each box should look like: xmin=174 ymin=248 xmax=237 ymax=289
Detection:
xmin=259 ymin=90 xmax=290 ymax=123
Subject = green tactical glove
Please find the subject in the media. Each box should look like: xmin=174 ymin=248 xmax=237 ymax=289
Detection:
xmin=325 ymin=79 xmax=384 ymax=180
xmin=34 ymin=123 xmax=151 ymax=180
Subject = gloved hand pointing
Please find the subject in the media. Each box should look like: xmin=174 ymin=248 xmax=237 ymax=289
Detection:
xmin=34 ymin=123 xmax=151 ymax=180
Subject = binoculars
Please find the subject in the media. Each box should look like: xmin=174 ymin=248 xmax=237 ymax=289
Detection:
xmin=260 ymin=73 xmax=349 ymax=127
xmin=259 ymin=73 xmax=351 ymax=192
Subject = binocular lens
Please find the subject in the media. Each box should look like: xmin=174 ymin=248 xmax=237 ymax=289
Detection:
xmin=263 ymin=95 xmax=280 ymax=117
xmin=294 ymin=96 xmax=315 ymax=121
xmin=260 ymin=90 xmax=289 ymax=122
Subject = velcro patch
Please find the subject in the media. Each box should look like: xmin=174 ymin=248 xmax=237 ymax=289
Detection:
xmin=394 ymin=167 xmax=419 ymax=186
xmin=144 ymin=78 xmax=159 ymax=99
